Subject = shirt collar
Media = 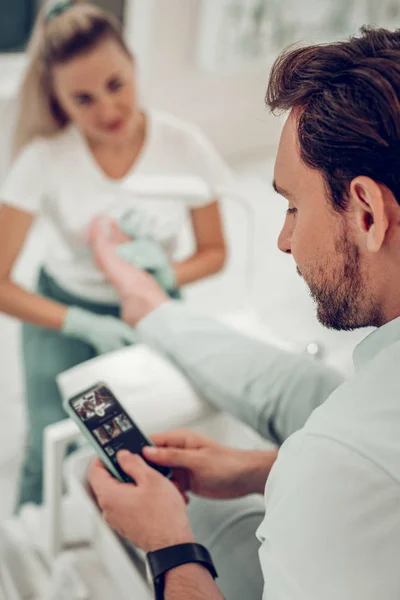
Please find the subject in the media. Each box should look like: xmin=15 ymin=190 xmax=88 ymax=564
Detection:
xmin=353 ymin=316 xmax=400 ymax=370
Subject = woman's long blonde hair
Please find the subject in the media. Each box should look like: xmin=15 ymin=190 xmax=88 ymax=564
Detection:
xmin=13 ymin=0 xmax=132 ymax=157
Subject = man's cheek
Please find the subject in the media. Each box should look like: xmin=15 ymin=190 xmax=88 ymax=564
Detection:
xmin=288 ymin=236 xmax=301 ymax=266
xmin=291 ymin=224 xmax=315 ymax=267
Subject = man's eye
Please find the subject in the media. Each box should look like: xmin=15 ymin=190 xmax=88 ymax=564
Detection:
xmin=286 ymin=207 xmax=297 ymax=215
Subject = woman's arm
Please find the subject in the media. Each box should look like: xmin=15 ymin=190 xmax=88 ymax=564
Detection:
xmin=0 ymin=204 xmax=68 ymax=328
xmin=172 ymin=200 xmax=226 ymax=286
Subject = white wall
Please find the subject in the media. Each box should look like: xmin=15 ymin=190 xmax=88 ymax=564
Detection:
xmin=139 ymin=0 xmax=282 ymax=161
xmin=0 ymin=1 xmax=282 ymax=163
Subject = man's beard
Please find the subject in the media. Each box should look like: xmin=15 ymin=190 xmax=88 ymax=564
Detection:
xmin=298 ymin=231 xmax=383 ymax=331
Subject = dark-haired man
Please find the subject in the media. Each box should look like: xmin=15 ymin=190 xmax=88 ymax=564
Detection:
xmin=89 ymin=27 xmax=400 ymax=600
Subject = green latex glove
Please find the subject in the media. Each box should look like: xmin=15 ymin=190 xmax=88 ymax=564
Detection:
xmin=117 ymin=211 xmax=177 ymax=291
xmin=116 ymin=238 xmax=176 ymax=291
xmin=119 ymin=210 xmax=147 ymax=239
xmin=62 ymin=306 xmax=137 ymax=354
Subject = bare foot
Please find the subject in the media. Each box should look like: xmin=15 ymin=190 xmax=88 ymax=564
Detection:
xmin=86 ymin=217 xmax=130 ymax=251
xmin=89 ymin=216 xmax=169 ymax=325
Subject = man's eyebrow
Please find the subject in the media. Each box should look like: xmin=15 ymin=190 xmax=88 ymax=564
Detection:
xmin=272 ymin=180 xmax=293 ymax=199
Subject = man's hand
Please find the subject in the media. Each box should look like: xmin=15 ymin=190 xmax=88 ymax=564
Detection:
xmin=88 ymin=451 xmax=196 ymax=552
xmin=143 ymin=429 xmax=278 ymax=499
xmin=88 ymin=216 xmax=169 ymax=325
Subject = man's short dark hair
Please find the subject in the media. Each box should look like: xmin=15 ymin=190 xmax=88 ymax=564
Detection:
xmin=266 ymin=27 xmax=400 ymax=210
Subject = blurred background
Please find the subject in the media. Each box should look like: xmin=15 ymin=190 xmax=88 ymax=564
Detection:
xmin=0 ymin=0 xmax=399 ymax=522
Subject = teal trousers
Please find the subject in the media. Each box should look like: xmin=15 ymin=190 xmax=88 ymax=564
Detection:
xmin=18 ymin=269 xmax=180 ymax=509
xmin=18 ymin=270 xmax=120 ymax=508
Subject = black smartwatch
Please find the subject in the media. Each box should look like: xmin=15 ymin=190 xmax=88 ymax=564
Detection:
xmin=146 ymin=543 xmax=218 ymax=599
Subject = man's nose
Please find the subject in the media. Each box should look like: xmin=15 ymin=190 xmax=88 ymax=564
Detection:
xmin=277 ymin=222 xmax=292 ymax=254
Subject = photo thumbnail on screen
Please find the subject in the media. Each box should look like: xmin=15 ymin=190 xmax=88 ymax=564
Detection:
xmin=72 ymin=388 xmax=115 ymax=421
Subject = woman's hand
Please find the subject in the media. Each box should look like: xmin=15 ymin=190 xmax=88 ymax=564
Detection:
xmin=116 ymin=238 xmax=177 ymax=291
xmin=143 ymin=429 xmax=278 ymax=499
xmin=61 ymin=306 xmax=137 ymax=353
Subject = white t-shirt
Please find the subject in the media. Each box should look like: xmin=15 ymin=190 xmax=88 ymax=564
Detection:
xmin=1 ymin=110 xmax=233 ymax=303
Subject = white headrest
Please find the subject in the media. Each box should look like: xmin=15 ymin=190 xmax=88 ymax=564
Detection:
xmin=56 ymin=343 xmax=217 ymax=435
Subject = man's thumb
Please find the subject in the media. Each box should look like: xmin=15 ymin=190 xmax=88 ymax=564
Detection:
xmin=143 ymin=446 xmax=193 ymax=468
xmin=117 ymin=450 xmax=149 ymax=482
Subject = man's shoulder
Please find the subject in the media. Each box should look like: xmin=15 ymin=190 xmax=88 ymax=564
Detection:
xmin=268 ymin=430 xmax=400 ymax=504
xmin=263 ymin=429 xmax=400 ymax=531
xmin=258 ymin=430 xmax=400 ymax=599
xmin=302 ymin=341 xmax=400 ymax=482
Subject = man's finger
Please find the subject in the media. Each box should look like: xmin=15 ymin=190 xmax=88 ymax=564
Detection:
xmin=88 ymin=458 xmax=113 ymax=486
xmin=149 ymin=429 xmax=204 ymax=450
xmin=143 ymin=445 xmax=196 ymax=468
xmin=87 ymin=458 xmax=123 ymax=502
xmin=117 ymin=450 xmax=154 ymax=483
xmin=171 ymin=481 xmax=190 ymax=504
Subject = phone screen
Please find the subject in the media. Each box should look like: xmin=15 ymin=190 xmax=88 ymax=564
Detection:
xmin=69 ymin=384 xmax=172 ymax=481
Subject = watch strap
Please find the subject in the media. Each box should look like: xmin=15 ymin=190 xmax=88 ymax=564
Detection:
xmin=147 ymin=543 xmax=217 ymax=599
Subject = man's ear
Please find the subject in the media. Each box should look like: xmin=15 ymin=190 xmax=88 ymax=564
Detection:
xmin=349 ymin=176 xmax=389 ymax=252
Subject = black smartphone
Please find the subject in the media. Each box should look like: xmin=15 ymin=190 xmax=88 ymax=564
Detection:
xmin=64 ymin=382 xmax=173 ymax=483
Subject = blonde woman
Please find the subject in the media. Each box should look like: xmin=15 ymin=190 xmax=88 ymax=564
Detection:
xmin=0 ymin=0 xmax=232 ymax=508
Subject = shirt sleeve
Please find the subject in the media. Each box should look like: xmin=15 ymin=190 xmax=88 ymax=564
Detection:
xmin=0 ymin=139 xmax=49 ymax=214
xmin=136 ymin=302 xmax=343 ymax=444
xmin=183 ymin=126 xmax=235 ymax=208
xmin=257 ymin=434 xmax=400 ymax=600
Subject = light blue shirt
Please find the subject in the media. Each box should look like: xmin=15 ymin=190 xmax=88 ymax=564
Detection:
xmin=137 ymin=303 xmax=400 ymax=599
xmin=257 ymin=317 xmax=400 ymax=599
